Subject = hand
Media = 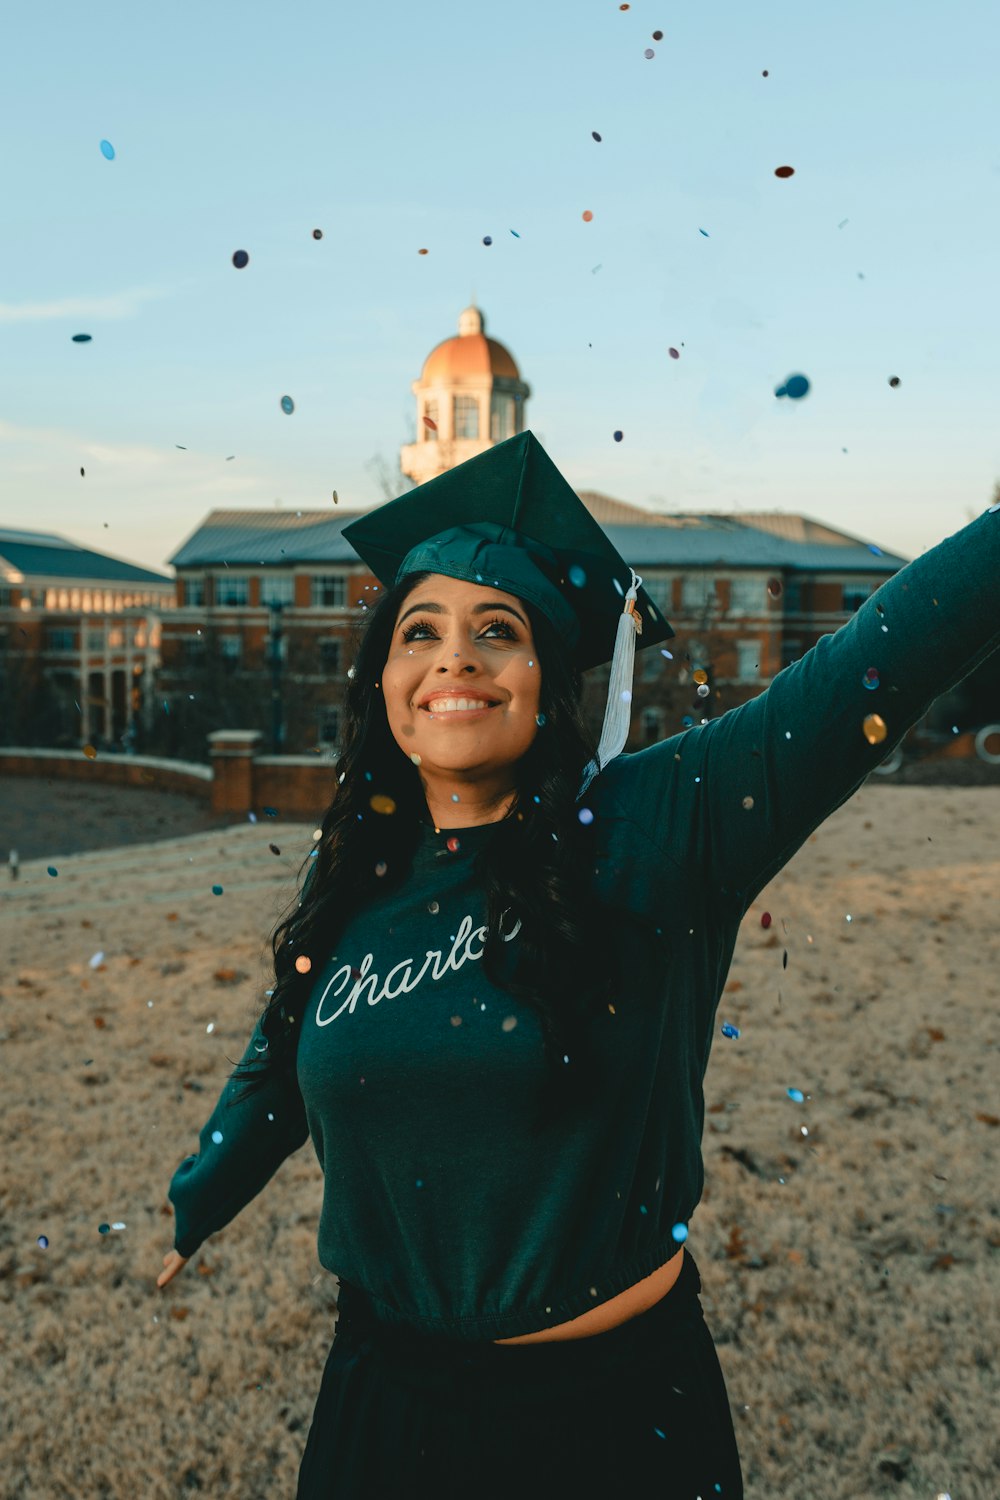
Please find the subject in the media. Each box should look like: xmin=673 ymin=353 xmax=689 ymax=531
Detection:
xmin=157 ymin=1249 xmax=190 ymax=1289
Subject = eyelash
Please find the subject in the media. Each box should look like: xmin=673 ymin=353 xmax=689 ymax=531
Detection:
xmin=401 ymin=615 xmax=517 ymax=643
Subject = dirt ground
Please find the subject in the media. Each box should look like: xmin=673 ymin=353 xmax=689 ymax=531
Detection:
xmin=1 ymin=776 xmax=997 ymax=1498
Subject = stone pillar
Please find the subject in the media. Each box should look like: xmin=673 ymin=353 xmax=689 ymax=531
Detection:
xmin=208 ymin=729 xmax=262 ymax=814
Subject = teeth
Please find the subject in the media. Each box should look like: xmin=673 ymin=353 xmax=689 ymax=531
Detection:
xmin=425 ymin=698 xmax=493 ymax=713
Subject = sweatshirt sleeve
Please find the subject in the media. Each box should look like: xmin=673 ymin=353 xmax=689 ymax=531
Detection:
xmin=602 ymin=506 xmax=1000 ymax=912
xmin=167 ymin=1016 xmax=309 ymax=1259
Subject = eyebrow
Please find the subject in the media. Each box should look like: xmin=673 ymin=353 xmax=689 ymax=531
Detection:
xmin=396 ymin=600 xmax=528 ymax=631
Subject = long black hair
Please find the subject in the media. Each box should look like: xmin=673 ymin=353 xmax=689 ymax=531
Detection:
xmin=229 ymin=569 xmax=626 ymax=1134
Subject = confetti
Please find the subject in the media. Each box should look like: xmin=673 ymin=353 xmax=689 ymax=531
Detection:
xmin=644 ymin=48 xmax=655 ymax=58
xmin=295 ymin=955 xmax=312 ymax=974
xmin=280 ymin=395 xmax=295 ymax=415
xmin=47 ymin=866 xmax=58 ymax=877
xmin=422 ymin=415 xmax=438 ymax=431
xmin=83 ymin=744 xmax=98 ymax=759
xmin=613 ymin=430 xmax=623 ymax=442
xmin=863 ymin=668 xmax=880 ymax=690
xmin=418 ymin=247 xmax=429 ymax=255
xmin=71 ymin=333 xmax=92 ymax=343
xmin=652 ymin=31 xmax=663 ymax=41
xmin=668 ymin=347 xmax=680 ymax=359
xmin=37 ymin=1236 xmax=49 ymax=1249
xmin=232 ymin=249 xmax=249 ymax=269
xmin=99 ymin=140 xmax=115 ymax=160
xmin=721 ymin=1022 xmax=740 ymax=1039
xmin=592 ymin=131 xmax=602 ymax=142
xmin=787 ymin=1088 xmax=805 ymax=1103
xmin=775 ymin=165 xmax=795 ymax=178
xmin=312 ymin=228 xmax=323 ymax=240
xmin=482 ymin=235 xmax=492 ymax=245
xmin=888 ymin=376 xmax=900 ymax=388
xmin=761 ymin=912 xmax=772 ymax=929
xmin=212 ymin=884 xmax=224 ymax=895
xmin=80 ymin=467 xmax=85 ymax=476
xmin=699 ymin=228 xmax=709 ymax=237
xmin=767 ymin=578 xmax=783 ymax=598
xmin=582 ymin=210 xmax=593 ymax=222
xmin=510 ymin=229 xmax=521 ymax=238
xmin=862 ymin=713 xmax=887 ymax=745
xmin=775 ymin=373 xmax=810 ymax=400
xmin=370 ymin=794 xmax=397 ymax=815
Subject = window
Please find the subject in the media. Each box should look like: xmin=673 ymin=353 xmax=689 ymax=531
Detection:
xmin=784 ymin=577 xmax=802 ymax=613
xmin=319 ymin=639 xmax=341 ymax=673
xmin=641 ymin=707 xmax=665 ymax=745
xmin=260 ymin=574 xmax=295 ymax=607
xmin=317 ymin=704 xmax=341 ymax=745
xmin=736 ymin=641 xmax=760 ymax=682
xmin=728 ymin=576 xmax=765 ymax=614
xmin=46 ymin=627 xmax=76 ymax=650
xmin=184 ymin=576 xmax=206 ymax=606
xmin=641 ymin=575 xmax=673 ymax=615
xmin=681 ymin=575 xmax=716 ymax=612
xmin=490 ymin=394 xmax=515 ymax=442
xmin=842 ymin=583 xmax=872 ymax=613
xmin=220 ymin=635 xmax=242 ymax=661
xmin=454 ymin=395 xmax=479 ymax=440
xmin=423 ymin=400 xmax=439 ymax=441
xmin=86 ymin=629 xmax=104 ymax=651
xmin=215 ymin=575 xmax=249 ymax=607
xmin=182 ymin=636 xmax=206 ymax=664
xmin=312 ymin=574 xmax=348 ymax=608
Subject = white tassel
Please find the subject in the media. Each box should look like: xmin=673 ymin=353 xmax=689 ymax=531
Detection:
xmin=577 ymin=569 xmax=642 ymax=800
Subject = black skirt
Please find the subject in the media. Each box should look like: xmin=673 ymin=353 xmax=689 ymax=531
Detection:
xmin=296 ymin=1247 xmax=744 ymax=1500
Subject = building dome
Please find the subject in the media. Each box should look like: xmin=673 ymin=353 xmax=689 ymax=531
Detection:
xmin=420 ymin=306 xmax=520 ymax=383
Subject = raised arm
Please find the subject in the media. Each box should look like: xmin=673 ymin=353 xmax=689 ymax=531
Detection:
xmin=603 ymin=505 xmax=1000 ymax=911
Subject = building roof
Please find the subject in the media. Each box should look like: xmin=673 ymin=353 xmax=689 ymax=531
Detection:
xmin=419 ymin=306 xmax=521 ymax=384
xmin=167 ymin=505 xmax=909 ymax=575
xmin=0 ymin=528 xmax=173 ymax=586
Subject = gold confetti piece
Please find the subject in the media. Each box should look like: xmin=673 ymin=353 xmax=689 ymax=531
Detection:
xmin=294 ymin=955 xmax=312 ymax=974
xmin=370 ymin=794 xmax=397 ymax=815
xmin=83 ymin=744 xmax=98 ymax=759
xmin=863 ymin=714 xmax=888 ymax=745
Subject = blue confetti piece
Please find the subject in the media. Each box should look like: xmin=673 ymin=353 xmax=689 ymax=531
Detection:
xmin=47 ymin=866 xmax=58 ymax=877
xmin=721 ymin=1022 xmax=741 ymax=1039
xmin=578 ymin=807 xmax=594 ymax=825
xmin=670 ymin=1221 xmax=688 ymax=1243
xmin=37 ymin=1236 xmax=49 ymax=1249
xmin=211 ymin=1130 xmax=224 ymax=1144
xmin=71 ymin=333 xmax=92 ymax=343
xmin=280 ymin=395 xmax=294 ymax=414
xmin=613 ymin=430 xmax=623 ymax=442
xmin=867 ymin=543 xmax=883 ymax=556
xmin=232 ymin=249 xmax=249 ymax=269
xmin=212 ymin=884 xmax=224 ymax=895
xmin=510 ymin=229 xmax=521 ymax=238
xmin=784 ymin=373 xmax=810 ymax=400
xmin=99 ymin=140 xmax=115 ymax=160
xmin=787 ymin=1087 xmax=805 ymax=1103
xmin=699 ymin=228 xmax=710 ymax=237
xmin=482 ymin=235 xmax=492 ymax=245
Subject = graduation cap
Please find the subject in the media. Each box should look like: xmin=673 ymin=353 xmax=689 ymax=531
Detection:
xmin=341 ymin=430 xmax=675 ymax=797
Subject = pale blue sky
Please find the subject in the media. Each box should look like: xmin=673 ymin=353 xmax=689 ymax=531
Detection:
xmin=2 ymin=0 xmax=999 ymax=573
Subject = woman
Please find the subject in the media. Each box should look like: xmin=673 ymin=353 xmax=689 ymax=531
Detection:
xmin=158 ymin=431 xmax=1000 ymax=1498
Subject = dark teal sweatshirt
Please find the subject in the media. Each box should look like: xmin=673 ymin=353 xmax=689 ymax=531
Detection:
xmin=168 ymin=506 xmax=1000 ymax=1341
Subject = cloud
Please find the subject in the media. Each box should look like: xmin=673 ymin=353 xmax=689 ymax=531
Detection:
xmin=0 ymin=287 xmax=168 ymax=324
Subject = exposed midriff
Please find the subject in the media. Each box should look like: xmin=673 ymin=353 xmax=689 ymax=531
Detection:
xmin=492 ymin=1243 xmax=686 ymax=1345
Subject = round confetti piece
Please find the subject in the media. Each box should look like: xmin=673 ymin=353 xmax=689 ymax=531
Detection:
xmin=652 ymin=30 xmax=663 ymax=40
xmin=312 ymin=228 xmax=323 ymax=240
xmin=37 ymin=1236 xmax=49 ymax=1249
xmin=862 ymin=713 xmax=887 ymax=745
xmin=98 ymin=1223 xmax=110 ymax=1235
xmin=212 ymin=884 xmax=224 ymax=895
xmin=693 ymin=669 xmax=708 ymax=685
xmin=370 ymin=794 xmax=397 ymax=815
xmin=774 ymin=165 xmax=795 ymax=178
xmin=418 ymin=247 xmax=429 ymax=255
xmin=375 ymin=860 xmax=388 ymax=877
xmin=232 ymin=249 xmax=249 ymax=269
xmin=294 ymin=955 xmax=312 ymax=974
xmin=72 ymin=333 xmax=92 ymax=343
xmin=699 ymin=228 xmax=709 ymax=237
xmin=787 ymin=1088 xmax=805 ymax=1103
xmin=47 ymin=866 xmax=58 ymax=877
xmin=582 ymin=210 xmax=593 ymax=222
xmin=422 ymin=415 xmax=438 ymax=430
xmin=83 ymin=743 xmax=98 ymax=759
xmin=578 ymin=808 xmax=594 ymax=826
xmin=760 ymin=911 xmax=772 ymax=929
xmin=592 ymin=131 xmax=602 ymax=142
xmin=767 ymin=578 xmax=783 ymax=598
xmin=784 ymin=373 xmax=810 ymax=399
xmin=644 ymin=48 xmax=655 ymax=59
xmin=721 ymin=1023 xmax=740 ymax=1039
xmin=762 ymin=70 xmax=769 ymax=77
xmin=888 ymin=376 xmax=900 ymax=388
xmin=332 ymin=490 xmax=339 ymax=504
xmin=446 ymin=837 xmax=461 ymax=853
xmin=280 ymin=395 xmax=295 ymax=415
xmin=99 ymin=140 xmax=115 ymax=160
xmin=80 ymin=467 xmax=85 ymax=476
xmin=670 ymin=1222 xmax=688 ymax=1244
xmin=668 ymin=347 xmax=680 ymax=359
xmin=613 ymin=430 xmax=623 ymax=442
xmin=619 ymin=3 xmax=629 ymax=9
xmin=742 ymin=795 xmax=754 ymax=810
xmin=862 ymin=669 xmax=880 ymax=690
xmin=482 ymin=235 xmax=492 ymax=245
xmin=268 ymin=842 xmax=281 ymax=855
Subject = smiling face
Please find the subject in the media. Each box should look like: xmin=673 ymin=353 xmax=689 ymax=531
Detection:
xmin=381 ymin=573 xmax=542 ymax=826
